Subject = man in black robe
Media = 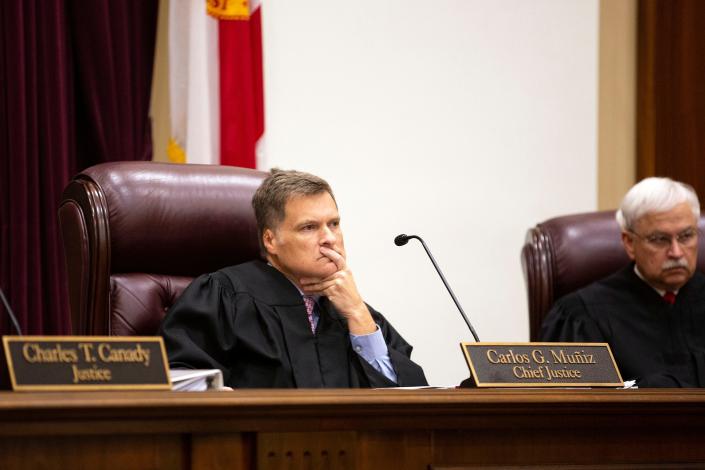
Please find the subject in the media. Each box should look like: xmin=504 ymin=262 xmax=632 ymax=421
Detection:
xmin=159 ymin=169 xmax=427 ymax=388
xmin=541 ymin=177 xmax=705 ymax=387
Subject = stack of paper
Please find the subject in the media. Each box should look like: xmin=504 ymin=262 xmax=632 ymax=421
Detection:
xmin=169 ymin=369 xmax=229 ymax=391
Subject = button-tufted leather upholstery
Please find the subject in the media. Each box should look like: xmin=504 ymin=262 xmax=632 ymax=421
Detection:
xmin=58 ymin=162 xmax=268 ymax=335
xmin=521 ymin=210 xmax=705 ymax=341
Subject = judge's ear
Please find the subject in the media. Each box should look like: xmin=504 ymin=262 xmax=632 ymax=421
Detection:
xmin=263 ymin=228 xmax=277 ymax=255
xmin=621 ymin=231 xmax=636 ymax=261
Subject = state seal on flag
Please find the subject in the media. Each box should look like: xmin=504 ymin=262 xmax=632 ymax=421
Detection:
xmin=207 ymin=0 xmax=251 ymax=21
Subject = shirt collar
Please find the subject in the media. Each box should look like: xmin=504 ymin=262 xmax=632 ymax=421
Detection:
xmin=633 ymin=264 xmax=678 ymax=296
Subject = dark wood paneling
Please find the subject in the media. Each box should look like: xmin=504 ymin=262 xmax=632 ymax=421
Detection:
xmin=638 ymin=0 xmax=705 ymax=196
xmin=191 ymin=433 xmax=254 ymax=470
xmin=258 ymin=431 xmax=356 ymax=470
xmin=0 ymin=434 xmax=183 ymax=470
xmin=357 ymin=430 xmax=432 ymax=470
xmin=1 ymin=389 xmax=705 ymax=469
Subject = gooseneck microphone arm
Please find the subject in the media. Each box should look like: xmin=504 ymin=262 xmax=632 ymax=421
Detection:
xmin=0 ymin=288 xmax=22 ymax=336
xmin=394 ymin=234 xmax=480 ymax=342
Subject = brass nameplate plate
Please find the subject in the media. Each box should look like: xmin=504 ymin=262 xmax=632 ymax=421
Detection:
xmin=2 ymin=336 xmax=171 ymax=391
xmin=460 ymin=342 xmax=623 ymax=387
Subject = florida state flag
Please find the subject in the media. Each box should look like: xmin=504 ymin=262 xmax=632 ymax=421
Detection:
xmin=168 ymin=0 xmax=264 ymax=168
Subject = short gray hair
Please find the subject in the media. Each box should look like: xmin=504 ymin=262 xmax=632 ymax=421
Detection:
xmin=616 ymin=177 xmax=700 ymax=231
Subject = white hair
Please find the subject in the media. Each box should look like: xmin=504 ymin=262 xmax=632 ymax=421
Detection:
xmin=616 ymin=177 xmax=700 ymax=231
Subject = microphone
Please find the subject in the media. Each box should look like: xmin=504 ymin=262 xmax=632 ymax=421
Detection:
xmin=393 ymin=234 xmax=411 ymax=246
xmin=394 ymin=234 xmax=480 ymax=342
xmin=0 ymin=288 xmax=22 ymax=336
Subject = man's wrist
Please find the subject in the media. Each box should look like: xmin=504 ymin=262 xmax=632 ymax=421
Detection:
xmin=346 ymin=305 xmax=376 ymax=334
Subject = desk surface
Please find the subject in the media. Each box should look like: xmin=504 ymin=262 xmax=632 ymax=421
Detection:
xmin=2 ymin=388 xmax=705 ymax=469
xmin=2 ymin=387 xmax=705 ymax=433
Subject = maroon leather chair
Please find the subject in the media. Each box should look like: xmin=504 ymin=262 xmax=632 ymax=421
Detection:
xmin=521 ymin=210 xmax=705 ymax=341
xmin=58 ymin=162 xmax=268 ymax=335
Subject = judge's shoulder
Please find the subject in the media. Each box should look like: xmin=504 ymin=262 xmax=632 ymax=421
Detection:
xmin=186 ymin=261 xmax=263 ymax=295
xmin=542 ymin=265 xmax=646 ymax=343
xmin=554 ymin=264 xmax=635 ymax=311
xmin=188 ymin=260 xmax=295 ymax=300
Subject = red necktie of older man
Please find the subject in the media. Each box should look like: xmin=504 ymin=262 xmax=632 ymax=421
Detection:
xmin=303 ymin=296 xmax=316 ymax=333
xmin=663 ymin=291 xmax=676 ymax=305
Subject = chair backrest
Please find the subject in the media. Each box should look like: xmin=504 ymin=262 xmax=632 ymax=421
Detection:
xmin=58 ymin=162 xmax=268 ymax=335
xmin=521 ymin=210 xmax=705 ymax=341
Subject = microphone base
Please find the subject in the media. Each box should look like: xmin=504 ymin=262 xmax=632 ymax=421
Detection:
xmin=457 ymin=377 xmax=477 ymax=388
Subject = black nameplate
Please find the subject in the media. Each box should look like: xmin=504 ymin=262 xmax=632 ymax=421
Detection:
xmin=460 ymin=342 xmax=623 ymax=387
xmin=2 ymin=336 xmax=171 ymax=391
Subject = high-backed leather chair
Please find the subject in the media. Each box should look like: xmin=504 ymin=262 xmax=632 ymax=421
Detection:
xmin=58 ymin=162 xmax=267 ymax=336
xmin=521 ymin=210 xmax=705 ymax=341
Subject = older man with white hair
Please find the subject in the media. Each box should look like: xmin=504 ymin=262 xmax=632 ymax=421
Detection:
xmin=541 ymin=177 xmax=705 ymax=387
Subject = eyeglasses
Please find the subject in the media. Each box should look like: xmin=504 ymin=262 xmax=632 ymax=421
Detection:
xmin=629 ymin=228 xmax=699 ymax=250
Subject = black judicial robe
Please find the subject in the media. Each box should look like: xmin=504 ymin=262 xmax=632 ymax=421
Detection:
xmin=541 ymin=264 xmax=705 ymax=387
xmin=159 ymin=260 xmax=428 ymax=388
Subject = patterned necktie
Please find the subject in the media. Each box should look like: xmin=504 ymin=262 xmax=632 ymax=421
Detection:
xmin=303 ymin=296 xmax=316 ymax=333
xmin=663 ymin=291 xmax=676 ymax=305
